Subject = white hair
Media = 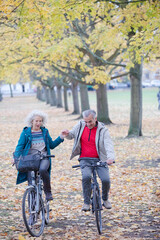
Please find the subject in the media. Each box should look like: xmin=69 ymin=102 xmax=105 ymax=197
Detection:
xmin=25 ymin=110 xmax=47 ymax=127
xmin=82 ymin=109 xmax=96 ymax=119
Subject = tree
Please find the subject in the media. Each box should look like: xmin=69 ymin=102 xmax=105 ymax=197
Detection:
xmin=0 ymin=0 xmax=159 ymax=136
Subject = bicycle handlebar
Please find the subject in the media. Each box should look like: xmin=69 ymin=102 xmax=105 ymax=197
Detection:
xmin=72 ymin=161 xmax=115 ymax=169
xmin=72 ymin=164 xmax=80 ymax=168
xmin=42 ymin=154 xmax=55 ymax=158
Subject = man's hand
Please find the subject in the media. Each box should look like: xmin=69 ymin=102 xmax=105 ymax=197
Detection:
xmin=107 ymin=159 xmax=115 ymax=165
xmin=61 ymin=129 xmax=69 ymax=138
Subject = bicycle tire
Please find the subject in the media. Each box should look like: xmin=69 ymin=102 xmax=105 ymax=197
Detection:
xmin=93 ymin=185 xmax=102 ymax=234
xmin=45 ymin=200 xmax=50 ymax=225
xmin=22 ymin=187 xmax=45 ymax=237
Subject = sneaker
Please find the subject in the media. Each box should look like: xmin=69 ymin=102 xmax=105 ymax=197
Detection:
xmin=81 ymin=203 xmax=90 ymax=211
xmin=103 ymin=200 xmax=112 ymax=209
xmin=45 ymin=192 xmax=53 ymax=201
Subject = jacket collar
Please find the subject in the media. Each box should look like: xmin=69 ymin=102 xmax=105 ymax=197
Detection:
xmin=23 ymin=126 xmax=46 ymax=134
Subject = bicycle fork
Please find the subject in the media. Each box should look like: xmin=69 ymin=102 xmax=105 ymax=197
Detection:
xmin=92 ymin=169 xmax=103 ymax=212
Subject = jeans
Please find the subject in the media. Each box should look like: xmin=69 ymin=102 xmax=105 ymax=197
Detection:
xmin=28 ymin=159 xmax=51 ymax=193
xmin=80 ymin=159 xmax=110 ymax=205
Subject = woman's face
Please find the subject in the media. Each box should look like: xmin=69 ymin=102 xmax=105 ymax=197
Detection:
xmin=32 ymin=116 xmax=43 ymax=131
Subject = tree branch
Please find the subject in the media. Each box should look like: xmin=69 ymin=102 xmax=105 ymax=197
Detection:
xmin=10 ymin=0 xmax=26 ymax=13
xmin=111 ymin=72 xmax=130 ymax=80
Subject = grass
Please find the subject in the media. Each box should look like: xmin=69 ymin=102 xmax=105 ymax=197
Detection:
xmin=86 ymin=87 xmax=159 ymax=125
xmin=88 ymin=87 xmax=158 ymax=107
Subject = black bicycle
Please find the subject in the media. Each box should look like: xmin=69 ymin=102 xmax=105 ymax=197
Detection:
xmin=13 ymin=149 xmax=55 ymax=237
xmin=72 ymin=161 xmax=106 ymax=235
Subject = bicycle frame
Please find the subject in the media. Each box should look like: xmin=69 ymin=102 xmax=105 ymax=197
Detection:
xmin=91 ymin=168 xmax=102 ymax=213
xmin=35 ymin=172 xmax=42 ymax=213
xmin=21 ymin=152 xmax=55 ymax=237
xmin=72 ymin=161 xmax=104 ymax=234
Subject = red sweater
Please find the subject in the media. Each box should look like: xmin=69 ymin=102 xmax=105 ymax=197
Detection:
xmin=80 ymin=126 xmax=99 ymax=158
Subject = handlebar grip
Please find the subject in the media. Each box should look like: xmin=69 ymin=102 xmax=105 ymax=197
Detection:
xmin=45 ymin=155 xmax=55 ymax=158
xmin=72 ymin=165 xmax=80 ymax=168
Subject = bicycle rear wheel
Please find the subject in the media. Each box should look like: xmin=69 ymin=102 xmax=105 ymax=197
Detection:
xmin=93 ymin=185 xmax=102 ymax=234
xmin=22 ymin=187 xmax=45 ymax=237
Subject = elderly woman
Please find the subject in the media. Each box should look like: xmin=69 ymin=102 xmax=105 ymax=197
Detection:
xmin=14 ymin=110 xmax=64 ymax=201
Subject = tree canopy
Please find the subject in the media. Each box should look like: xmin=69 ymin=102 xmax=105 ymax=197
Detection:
xmin=0 ymin=0 xmax=159 ymax=86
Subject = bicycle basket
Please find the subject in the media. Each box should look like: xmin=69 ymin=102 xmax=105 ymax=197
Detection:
xmin=13 ymin=149 xmax=41 ymax=172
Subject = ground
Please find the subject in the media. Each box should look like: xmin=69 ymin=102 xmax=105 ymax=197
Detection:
xmin=0 ymin=94 xmax=159 ymax=240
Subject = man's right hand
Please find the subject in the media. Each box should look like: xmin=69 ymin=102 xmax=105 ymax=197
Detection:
xmin=107 ymin=159 xmax=115 ymax=165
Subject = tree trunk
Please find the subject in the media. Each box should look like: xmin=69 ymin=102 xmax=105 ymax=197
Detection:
xmin=44 ymin=87 xmax=50 ymax=104
xmin=9 ymin=83 xmax=13 ymax=98
xmin=40 ymin=87 xmax=45 ymax=101
xmin=57 ymin=85 xmax=63 ymax=108
xmin=71 ymin=81 xmax=80 ymax=114
xmin=0 ymin=90 xmax=3 ymax=101
xmin=49 ymin=88 xmax=57 ymax=106
xmin=96 ymin=83 xmax=112 ymax=124
xmin=37 ymin=86 xmax=45 ymax=101
xmin=128 ymin=62 xmax=143 ymax=137
xmin=36 ymin=87 xmax=42 ymax=100
xmin=63 ymin=86 xmax=69 ymax=111
xmin=79 ymin=83 xmax=90 ymax=114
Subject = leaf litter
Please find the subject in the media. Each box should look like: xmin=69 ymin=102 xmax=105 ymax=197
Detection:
xmin=0 ymin=96 xmax=159 ymax=240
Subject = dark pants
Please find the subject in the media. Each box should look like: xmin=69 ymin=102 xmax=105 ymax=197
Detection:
xmin=28 ymin=159 xmax=51 ymax=193
xmin=80 ymin=159 xmax=110 ymax=205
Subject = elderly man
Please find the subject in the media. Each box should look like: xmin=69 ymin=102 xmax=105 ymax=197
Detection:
xmin=62 ymin=109 xmax=115 ymax=211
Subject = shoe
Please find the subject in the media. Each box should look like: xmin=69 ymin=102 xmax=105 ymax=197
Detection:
xmin=103 ymin=200 xmax=112 ymax=209
xmin=45 ymin=192 xmax=53 ymax=201
xmin=81 ymin=203 xmax=90 ymax=211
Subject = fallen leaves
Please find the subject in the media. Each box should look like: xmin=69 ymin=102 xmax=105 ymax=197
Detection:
xmin=0 ymin=96 xmax=159 ymax=240
xmin=18 ymin=235 xmax=26 ymax=240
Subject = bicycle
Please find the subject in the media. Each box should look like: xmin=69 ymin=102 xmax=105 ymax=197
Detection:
xmin=72 ymin=160 xmax=107 ymax=235
xmin=13 ymin=149 xmax=55 ymax=237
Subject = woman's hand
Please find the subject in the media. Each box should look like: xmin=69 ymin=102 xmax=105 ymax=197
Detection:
xmin=61 ymin=129 xmax=69 ymax=138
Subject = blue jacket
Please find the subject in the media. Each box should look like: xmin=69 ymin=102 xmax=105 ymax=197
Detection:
xmin=15 ymin=126 xmax=64 ymax=184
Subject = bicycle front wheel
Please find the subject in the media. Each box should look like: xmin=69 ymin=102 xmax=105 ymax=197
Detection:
xmin=93 ymin=185 xmax=102 ymax=234
xmin=22 ymin=187 xmax=45 ymax=237
xmin=44 ymin=200 xmax=50 ymax=225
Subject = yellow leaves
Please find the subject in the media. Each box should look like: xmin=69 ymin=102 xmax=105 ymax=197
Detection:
xmin=106 ymin=223 xmax=112 ymax=227
xmin=0 ymin=0 xmax=159 ymax=87
xmin=18 ymin=235 xmax=26 ymax=240
xmin=85 ymin=66 xmax=111 ymax=85
xmin=155 ymin=189 xmax=160 ymax=197
xmin=126 ymin=178 xmax=131 ymax=182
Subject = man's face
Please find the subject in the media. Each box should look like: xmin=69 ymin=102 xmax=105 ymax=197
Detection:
xmin=83 ymin=114 xmax=97 ymax=129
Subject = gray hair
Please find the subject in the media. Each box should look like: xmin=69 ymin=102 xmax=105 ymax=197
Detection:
xmin=25 ymin=110 xmax=47 ymax=127
xmin=82 ymin=109 xmax=96 ymax=119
